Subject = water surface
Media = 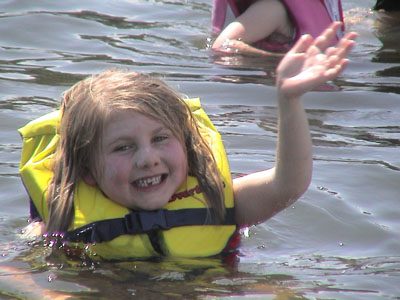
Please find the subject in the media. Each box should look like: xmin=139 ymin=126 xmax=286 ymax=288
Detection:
xmin=0 ymin=0 xmax=399 ymax=299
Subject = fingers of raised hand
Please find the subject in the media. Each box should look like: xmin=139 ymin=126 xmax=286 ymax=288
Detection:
xmin=289 ymin=34 xmax=313 ymax=55
xmin=337 ymin=32 xmax=357 ymax=56
xmin=317 ymin=31 xmax=357 ymax=71
xmin=312 ymin=23 xmax=357 ymax=59
xmin=290 ymin=23 xmax=356 ymax=60
xmin=312 ymin=22 xmax=343 ymax=51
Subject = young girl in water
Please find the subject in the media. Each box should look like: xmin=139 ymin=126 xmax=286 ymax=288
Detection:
xmin=211 ymin=0 xmax=344 ymax=56
xmin=20 ymin=23 xmax=356 ymax=259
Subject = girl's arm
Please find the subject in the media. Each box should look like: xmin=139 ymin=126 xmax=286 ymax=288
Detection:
xmin=233 ymin=23 xmax=357 ymax=227
xmin=212 ymin=0 xmax=291 ymax=51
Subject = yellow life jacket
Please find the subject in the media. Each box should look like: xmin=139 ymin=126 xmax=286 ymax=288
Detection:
xmin=18 ymin=98 xmax=238 ymax=260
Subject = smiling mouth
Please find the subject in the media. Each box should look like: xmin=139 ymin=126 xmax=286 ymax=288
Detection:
xmin=134 ymin=175 xmax=166 ymax=188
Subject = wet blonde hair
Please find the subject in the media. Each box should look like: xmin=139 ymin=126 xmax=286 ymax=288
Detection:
xmin=46 ymin=69 xmax=226 ymax=233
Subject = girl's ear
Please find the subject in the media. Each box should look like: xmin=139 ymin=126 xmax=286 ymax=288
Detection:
xmin=82 ymin=168 xmax=97 ymax=186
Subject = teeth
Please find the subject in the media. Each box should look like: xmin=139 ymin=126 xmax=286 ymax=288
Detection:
xmin=136 ymin=175 xmax=162 ymax=188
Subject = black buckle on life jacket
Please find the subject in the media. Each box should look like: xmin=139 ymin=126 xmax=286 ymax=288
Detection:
xmin=124 ymin=209 xmax=171 ymax=234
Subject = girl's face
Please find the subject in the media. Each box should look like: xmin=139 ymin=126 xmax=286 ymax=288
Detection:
xmin=94 ymin=109 xmax=187 ymax=210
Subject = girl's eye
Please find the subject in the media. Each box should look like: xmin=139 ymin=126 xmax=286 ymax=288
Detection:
xmin=153 ymin=135 xmax=168 ymax=143
xmin=114 ymin=145 xmax=132 ymax=152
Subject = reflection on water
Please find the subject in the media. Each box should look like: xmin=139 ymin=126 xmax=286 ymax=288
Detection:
xmin=0 ymin=0 xmax=399 ymax=299
xmin=4 ymin=240 xmax=400 ymax=299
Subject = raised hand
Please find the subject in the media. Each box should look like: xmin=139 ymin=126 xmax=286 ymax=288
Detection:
xmin=276 ymin=22 xmax=357 ymax=100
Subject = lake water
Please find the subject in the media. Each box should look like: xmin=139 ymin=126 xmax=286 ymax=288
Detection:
xmin=0 ymin=0 xmax=399 ymax=299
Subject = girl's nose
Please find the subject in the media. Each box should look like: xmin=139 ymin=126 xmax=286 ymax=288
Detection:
xmin=135 ymin=146 xmax=160 ymax=169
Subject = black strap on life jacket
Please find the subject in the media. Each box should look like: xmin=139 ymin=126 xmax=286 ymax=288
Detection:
xmin=63 ymin=207 xmax=236 ymax=244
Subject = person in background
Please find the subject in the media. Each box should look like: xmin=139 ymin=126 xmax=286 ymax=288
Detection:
xmin=211 ymin=0 xmax=344 ymax=56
